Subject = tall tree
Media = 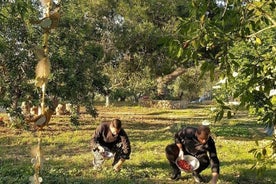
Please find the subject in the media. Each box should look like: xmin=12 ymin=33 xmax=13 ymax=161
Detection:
xmin=0 ymin=1 xmax=110 ymax=126
xmin=45 ymin=0 xmax=109 ymax=117
xmin=0 ymin=1 xmax=38 ymax=126
xmin=92 ymin=0 xmax=192 ymax=99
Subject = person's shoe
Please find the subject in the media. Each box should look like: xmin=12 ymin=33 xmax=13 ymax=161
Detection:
xmin=92 ymin=165 xmax=101 ymax=170
xmin=192 ymin=172 xmax=203 ymax=183
xmin=170 ymin=172 xmax=181 ymax=180
xmin=92 ymin=160 xmax=102 ymax=170
xmin=113 ymin=164 xmax=122 ymax=172
xmin=113 ymin=166 xmax=121 ymax=172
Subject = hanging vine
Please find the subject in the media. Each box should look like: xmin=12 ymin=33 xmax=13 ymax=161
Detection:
xmin=28 ymin=1 xmax=60 ymax=183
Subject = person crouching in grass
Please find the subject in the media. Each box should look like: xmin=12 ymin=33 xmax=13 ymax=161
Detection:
xmin=90 ymin=119 xmax=131 ymax=172
xmin=165 ymin=125 xmax=220 ymax=184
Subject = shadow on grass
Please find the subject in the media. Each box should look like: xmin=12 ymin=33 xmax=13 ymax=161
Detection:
xmin=40 ymin=159 xmax=169 ymax=184
xmin=147 ymin=111 xmax=172 ymax=115
xmin=1 ymin=149 xmax=275 ymax=184
xmin=168 ymin=121 xmax=268 ymax=141
xmin=1 ymin=107 xmax=274 ymax=184
xmin=223 ymin=168 xmax=276 ymax=184
xmin=39 ymin=174 xmax=138 ymax=184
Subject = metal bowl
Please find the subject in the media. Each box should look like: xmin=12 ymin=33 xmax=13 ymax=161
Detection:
xmin=176 ymin=155 xmax=200 ymax=172
xmin=101 ymin=151 xmax=114 ymax=159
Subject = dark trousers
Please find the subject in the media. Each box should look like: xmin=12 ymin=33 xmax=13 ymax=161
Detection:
xmin=92 ymin=142 xmax=130 ymax=168
xmin=165 ymin=143 xmax=210 ymax=174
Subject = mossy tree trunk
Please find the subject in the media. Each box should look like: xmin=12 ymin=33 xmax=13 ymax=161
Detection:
xmin=156 ymin=67 xmax=186 ymax=99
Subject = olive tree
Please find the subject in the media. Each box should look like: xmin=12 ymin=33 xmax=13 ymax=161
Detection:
xmin=0 ymin=0 xmax=39 ymax=128
xmin=0 ymin=0 xmax=110 ymax=127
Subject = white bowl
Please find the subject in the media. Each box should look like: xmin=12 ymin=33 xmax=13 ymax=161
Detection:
xmin=176 ymin=155 xmax=200 ymax=172
xmin=101 ymin=151 xmax=114 ymax=159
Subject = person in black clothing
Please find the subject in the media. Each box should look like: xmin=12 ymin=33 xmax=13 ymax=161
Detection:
xmin=90 ymin=119 xmax=131 ymax=171
xmin=165 ymin=125 xmax=220 ymax=184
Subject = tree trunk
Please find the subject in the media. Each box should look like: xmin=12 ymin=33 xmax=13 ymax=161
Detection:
xmin=156 ymin=67 xmax=186 ymax=99
xmin=105 ymin=95 xmax=110 ymax=107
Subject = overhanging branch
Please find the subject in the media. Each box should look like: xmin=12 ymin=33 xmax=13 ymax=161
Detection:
xmin=246 ymin=24 xmax=276 ymax=38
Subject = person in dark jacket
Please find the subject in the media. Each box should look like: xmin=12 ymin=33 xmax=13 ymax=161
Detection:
xmin=91 ymin=119 xmax=131 ymax=171
xmin=165 ymin=125 xmax=220 ymax=184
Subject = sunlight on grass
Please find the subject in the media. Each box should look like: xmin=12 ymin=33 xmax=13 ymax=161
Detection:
xmin=0 ymin=105 xmax=275 ymax=184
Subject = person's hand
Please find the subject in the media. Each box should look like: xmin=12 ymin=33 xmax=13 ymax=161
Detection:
xmin=209 ymin=178 xmax=217 ymax=184
xmin=113 ymin=159 xmax=125 ymax=172
xmin=209 ymin=173 xmax=219 ymax=184
xmin=98 ymin=145 xmax=105 ymax=152
xmin=178 ymin=149 xmax=184 ymax=159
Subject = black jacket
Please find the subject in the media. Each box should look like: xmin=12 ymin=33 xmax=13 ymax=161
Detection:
xmin=91 ymin=122 xmax=131 ymax=155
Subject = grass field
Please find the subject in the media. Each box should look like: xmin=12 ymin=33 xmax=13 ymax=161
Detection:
xmin=0 ymin=104 xmax=275 ymax=184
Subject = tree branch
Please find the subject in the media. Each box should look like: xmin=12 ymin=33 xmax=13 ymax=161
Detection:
xmin=246 ymin=2 xmax=276 ymax=37
xmin=246 ymin=24 xmax=276 ymax=38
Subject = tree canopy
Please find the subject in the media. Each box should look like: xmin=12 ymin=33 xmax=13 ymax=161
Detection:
xmin=0 ymin=0 xmax=275 ymax=134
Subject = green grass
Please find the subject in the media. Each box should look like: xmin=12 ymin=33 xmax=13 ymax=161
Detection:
xmin=0 ymin=104 xmax=275 ymax=184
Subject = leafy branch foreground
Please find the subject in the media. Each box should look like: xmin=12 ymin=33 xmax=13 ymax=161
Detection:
xmin=0 ymin=105 xmax=275 ymax=184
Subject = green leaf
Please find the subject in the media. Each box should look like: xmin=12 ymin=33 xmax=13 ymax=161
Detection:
xmin=200 ymin=14 xmax=205 ymax=25
xmin=204 ymin=34 xmax=209 ymax=41
xmin=256 ymin=152 xmax=262 ymax=159
xmin=215 ymin=110 xmax=224 ymax=122
xmin=228 ymin=52 xmax=235 ymax=59
xmin=227 ymin=111 xmax=232 ymax=119
xmin=262 ymin=148 xmax=266 ymax=156
xmin=191 ymin=40 xmax=199 ymax=50
xmin=209 ymin=66 xmax=214 ymax=81
xmin=248 ymin=148 xmax=257 ymax=153
xmin=270 ymin=1 xmax=276 ymax=11
xmin=255 ymin=37 xmax=262 ymax=45
xmin=177 ymin=47 xmax=183 ymax=58
xmin=250 ymin=162 xmax=257 ymax=170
